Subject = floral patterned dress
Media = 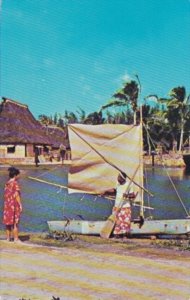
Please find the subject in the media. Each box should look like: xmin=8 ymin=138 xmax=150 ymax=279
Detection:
xmin=3 ymin=178 xmax=21 ymax=225
xmin=113 ymin=182 xmax=132 ymax=235
xmin=113 ymin=206 xmax=131 ymax=235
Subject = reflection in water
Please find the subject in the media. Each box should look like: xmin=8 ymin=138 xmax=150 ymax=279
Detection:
xmin=144 ymin=166 xmax=190 ymax=221
xmin=165 ymin=167 xmax=190 ymax=180
xmin=146 ymin=165 xmax=190 ymax=180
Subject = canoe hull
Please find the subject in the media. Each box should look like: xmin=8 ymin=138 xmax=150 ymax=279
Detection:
xmin=47 ymin=219 xmax=190 ymax=236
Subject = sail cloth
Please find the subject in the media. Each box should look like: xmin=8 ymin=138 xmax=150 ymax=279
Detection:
xmin=68 ymin=124 xmax=143 ymax=201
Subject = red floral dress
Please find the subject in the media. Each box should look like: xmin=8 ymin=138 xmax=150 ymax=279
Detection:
xmin=112 ymin=182 xmax=132 ymax=235
xmin=3 ymin=178 xmax=21 ymax=225
xmin=113 ymin=206 xmax=131 ymax=235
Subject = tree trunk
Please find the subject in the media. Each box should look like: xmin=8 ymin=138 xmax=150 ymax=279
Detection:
xmin=134 ymin=111 xmax=137 ymax=125
xmin=178 ymin=119 xmax=184 ymax=152
xmin=147 ymin=134 xmax=151 ymax=156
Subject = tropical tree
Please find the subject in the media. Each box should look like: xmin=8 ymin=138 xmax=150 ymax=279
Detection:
xmin=38 ymin=114 xmax=53 ymax=125
xmin=146 ymin=87 xmax=190 ymax=151
xmin=76 ymin=108 xmax=86 ymax=123
xmin=141 ymin=105 xmax=161 ymax=154
xmin=57 ymin=117 xmax=64 ymax=128
xmin=104 ymin=109 xmax=133 ymax=124
xmin=53 ymin=113 xmax=58 ymax=125
xmin=168 ymin=87 xmax=190 ymax=151
xmin=144 ymin=110 xmax=174 ymax=152
xmin=101 ymin=79 xmax=140 ymax=125
xmin=63 ymin=110 xmax=79 ymax=125
xmin=84 ymin=111 xmax=104 ymax=125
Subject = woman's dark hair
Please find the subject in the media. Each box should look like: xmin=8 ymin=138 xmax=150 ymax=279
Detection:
xmin=120 ymin=171 xmax=127 ymax=179
xmin=8 ymin=167 xmax=20 ymax=178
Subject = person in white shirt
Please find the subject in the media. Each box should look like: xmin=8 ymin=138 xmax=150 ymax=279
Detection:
xmin=103 ymin=172 xmax=136 ymax=238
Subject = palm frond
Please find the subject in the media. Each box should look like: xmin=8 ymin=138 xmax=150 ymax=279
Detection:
xmin=169 ymin=86 xmax=186 ymax=102
xmin=144 ymin=94 xmax=159 ymax=101
xmin=101 ymin=100 xmax=127 ymax=110
xmin=157 ymin=98 xmax=171 ymax=103
xmin=113 ymin=92 xmax=128 ymax=100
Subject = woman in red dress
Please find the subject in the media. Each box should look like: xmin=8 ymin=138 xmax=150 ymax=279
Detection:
xmin=102 ymin=172 xmax=136 ymax=239
xmin=3 ymin=167 xmax=22 ymax=242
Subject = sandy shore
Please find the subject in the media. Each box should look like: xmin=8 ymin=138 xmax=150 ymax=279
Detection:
xmin=0 ymin=234 xmax=190 ymax=300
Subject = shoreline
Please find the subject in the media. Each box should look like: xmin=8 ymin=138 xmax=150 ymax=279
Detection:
xmin=1 ymin=231 xmax=190 ymax=253
xmin=144 ymin=154 xmax=186 ymax=168
xmin=0 ymin=154 xmax=187 ymax=169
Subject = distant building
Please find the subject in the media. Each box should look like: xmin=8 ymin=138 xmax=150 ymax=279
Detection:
xmin=44 ymin=125 xmax=70 ymax=161
xmin=0 ymin=97 xmax=69 ymax=163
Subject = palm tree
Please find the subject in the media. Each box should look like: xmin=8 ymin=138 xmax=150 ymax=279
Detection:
xmin=84 ymin=111 xmax=104 ymax=125
xmin=145 ymin=87 xmax=190 ymax=151
xmin=104 ymin=109 xmax=133 ymax=124
xmin=101 ymin=79 xmax=140 ymax=125
xmin=168 ymin=87 xmax=190 ymax=151
xmin=63 ymin=110 xmax=79 ymax=124
xmin=38 ymin=114 xmax=53 ymax=125
xmin=76 ymin=108 xmax=86 ymax=123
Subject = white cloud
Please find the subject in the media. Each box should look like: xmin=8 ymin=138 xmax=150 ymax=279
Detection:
xmin=114 ymin=71 xmax=132 ymax=86
xmin=121 ymin=72 xmax=132 ymax=82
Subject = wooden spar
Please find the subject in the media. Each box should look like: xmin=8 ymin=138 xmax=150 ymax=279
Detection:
xmin=100 ymin=166 xmax=141 ymax=239
xmin=27 ymin=175 xmax=120 ymax=198
xmin=28 ymin=176 xmax=154 ymax=210
xmin=28 ymin=176 xmax=100 ymax=195
xmin=139 ymin=107 xmax=144 ymax=217
xmin=28 ymin=176 xmax=68 ymax=189
xmin=133 ymin=203 xmax=154 ymax=210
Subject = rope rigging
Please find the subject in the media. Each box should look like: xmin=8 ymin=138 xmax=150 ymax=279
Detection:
xmin=143 ymin=123 xmax=190 ymax=218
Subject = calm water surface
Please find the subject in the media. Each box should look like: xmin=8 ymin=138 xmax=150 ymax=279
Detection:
xmin=0 ymin=165 xmax=189 ymax=232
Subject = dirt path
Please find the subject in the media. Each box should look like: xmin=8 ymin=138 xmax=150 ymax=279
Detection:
xmin=0 ymin=239 xmax=190 ymax=300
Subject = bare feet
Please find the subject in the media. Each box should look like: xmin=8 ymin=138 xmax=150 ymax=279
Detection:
xmin=14 ymin=239 xmax=22 ymax=243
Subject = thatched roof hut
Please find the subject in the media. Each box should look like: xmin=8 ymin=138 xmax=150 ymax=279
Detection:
xmin=0 ymin=97 xmax=70 ymax=163
xmin=0 ymin=97 xmax=50 ymax=145
xmin=45 ymin=125 xmax=69 ymax=149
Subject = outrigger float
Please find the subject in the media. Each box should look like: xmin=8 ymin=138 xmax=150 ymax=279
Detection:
xmin=47 ymin=219 xmax=190 ymax=237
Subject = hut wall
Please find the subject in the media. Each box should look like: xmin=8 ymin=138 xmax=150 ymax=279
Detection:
xmin=0 ymin=144 xmax=25 ymax=158
xmin=15 ymin=145 xmax=25 ymax=158
xmin=26 ymin=144 xmax=34 ymax=157
xmin=0 ymin=146 xmax=6 ymax=158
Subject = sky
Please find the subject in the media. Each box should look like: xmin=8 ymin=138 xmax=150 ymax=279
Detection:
xmin=1 ymin=0 xmax=190 ymax=118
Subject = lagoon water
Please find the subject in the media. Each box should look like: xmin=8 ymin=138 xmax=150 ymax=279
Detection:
xmin=0 ymin=165 xmax=190 ymax=232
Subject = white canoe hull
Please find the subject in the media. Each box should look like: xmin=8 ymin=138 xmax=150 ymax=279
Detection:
xmin=47 ymin=219 xmax=190 ymax=236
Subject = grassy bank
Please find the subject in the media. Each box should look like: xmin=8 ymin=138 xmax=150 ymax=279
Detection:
xmin=1 ymin=230 xmax=189 ymax=256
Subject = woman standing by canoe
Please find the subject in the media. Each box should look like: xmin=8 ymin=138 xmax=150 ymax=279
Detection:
xmin=102 ymin=172 xmax=136 ymax=239
xmin=113 ymin=172 xmax=135 ymax=238
xmin=3 ymin=167 xmax=22 ymax=242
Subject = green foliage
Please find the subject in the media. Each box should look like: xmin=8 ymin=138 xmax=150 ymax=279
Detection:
xmin=84 ymin=111 xmax=104 ymax=125
xmin=38 ymin=82 xmax=189 ymax=152
xmin=145 ymin=86 xmax=190 ymax=151
xmin=101 ymin=80 xmax=139 ymax=114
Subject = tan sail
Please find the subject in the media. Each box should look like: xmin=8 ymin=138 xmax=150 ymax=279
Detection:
xmin=68 ymin=123 xmax=143 ymax=204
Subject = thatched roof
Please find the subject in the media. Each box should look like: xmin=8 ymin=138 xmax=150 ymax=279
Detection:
xmin=44 ymin=125 xmax=69 ymax=148
xmin=0 ymin=98 xmax=51 ymax=145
